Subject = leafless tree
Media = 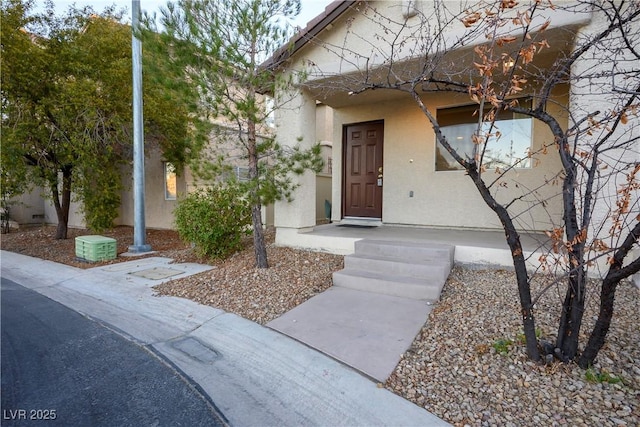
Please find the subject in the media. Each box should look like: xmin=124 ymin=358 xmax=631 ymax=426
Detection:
xmin=299 ymin=0 xmax=639 ymax=366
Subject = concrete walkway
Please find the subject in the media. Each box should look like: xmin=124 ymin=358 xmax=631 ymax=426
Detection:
xmin=1 ymin=250 xmax=450 ymax=427
xmin=269 ymin=239 xmax=453 ymax=382
xmin=267 ymin=287 xmax=433 ymax=382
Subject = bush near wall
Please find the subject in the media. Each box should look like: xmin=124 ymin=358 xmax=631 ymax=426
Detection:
xmin=174 ymin=184 xmax=251 ymax=259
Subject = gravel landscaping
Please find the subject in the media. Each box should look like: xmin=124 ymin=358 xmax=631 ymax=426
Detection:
xmin=2 ymin=226 xmax=638 ymax=426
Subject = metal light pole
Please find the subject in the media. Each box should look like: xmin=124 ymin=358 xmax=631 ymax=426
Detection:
xmin=128 ymin=0 xmax=151 ymax=253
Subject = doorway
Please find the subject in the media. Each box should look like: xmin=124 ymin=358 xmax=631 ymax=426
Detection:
xmin=342 ymin=121 xmax=384 ymax=219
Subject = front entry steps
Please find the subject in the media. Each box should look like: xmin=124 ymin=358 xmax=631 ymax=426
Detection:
xmin=333 ymin=239 xmax=455 ymax=301
xmin=268 ymin=239 xmax=455 ymax=381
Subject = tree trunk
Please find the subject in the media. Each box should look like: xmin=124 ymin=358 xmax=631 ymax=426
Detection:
xmin=555 ymin=268 xmax=587 ymax=361
xmin=52 ymin=166 xmax=72 ymax=240
xmin=251 ymin=203 xmax=268 ymax=268
xmin=247 ymin=119 xmax=268 ymax=268
xmin=554 ymin=155 xmax=587 ymax=361
xmin=579 ymin=222 xmax=640 ymax=367
xmin=578 ymin=277 xmax=617 ymax=368
xmin=467 ymin=165 xmax=541 ymax=362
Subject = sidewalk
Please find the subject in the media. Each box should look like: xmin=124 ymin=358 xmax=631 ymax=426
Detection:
xmin=1 ymin=250 xmax=450 ymax=426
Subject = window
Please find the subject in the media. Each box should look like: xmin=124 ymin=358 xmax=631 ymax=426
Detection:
xmin=435 ymin=102 xmax=533 ymax=171
xmin=164 ymin=162 xmax=177 ymax=200
xmin=265 ymin=96 xmax=275 ymax=128
xmin=234 ymin=166 xmax=250 ymax=182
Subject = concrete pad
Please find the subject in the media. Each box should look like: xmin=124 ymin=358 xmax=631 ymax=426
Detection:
xmin=90 ymin=257 xmax=213 ymax=287
xmin=129 ymin=266 xmax=184 ymax=280
xmin=267 ymin=287 xmax=432 ymax=382
xmin=119 ymin=251 xmax=158 ymax=257
xmin=101 ymin=258 xmax=156 ymax=272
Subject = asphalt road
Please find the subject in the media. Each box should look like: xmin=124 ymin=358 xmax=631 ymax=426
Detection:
xmin=1 ymin=278 xmax=228 ymax=427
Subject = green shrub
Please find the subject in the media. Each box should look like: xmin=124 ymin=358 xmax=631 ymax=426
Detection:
xmin=174 ymin=184 xmax=251 ymax=259
xmin=585 ymin=367 xmax=622 ymax=384
xmin=492 ymin=338 xmax=513 ymax=355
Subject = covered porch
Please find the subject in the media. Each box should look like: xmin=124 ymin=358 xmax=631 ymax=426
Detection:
xmin=269 ymin=2 xmax=583 ymax=263
xmin=276 ymin=223 xmax=549 ymax=270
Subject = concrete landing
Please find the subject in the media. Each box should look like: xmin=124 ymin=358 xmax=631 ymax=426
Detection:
xmin=267 ymin=287 xmax=432 ymax=382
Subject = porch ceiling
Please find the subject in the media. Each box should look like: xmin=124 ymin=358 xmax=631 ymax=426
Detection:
xmin=303 ymin=26 xmax=578 ymax=109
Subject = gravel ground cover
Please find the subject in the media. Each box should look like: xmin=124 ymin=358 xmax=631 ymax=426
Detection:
xmin=2 ymin=226 xmax=638 ymax=426
xmin=387 ymin=267 xmax=639 ymax=427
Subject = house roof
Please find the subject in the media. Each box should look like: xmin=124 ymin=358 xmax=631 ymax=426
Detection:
xmin=263 ymin=1 xmax=354 ymax=70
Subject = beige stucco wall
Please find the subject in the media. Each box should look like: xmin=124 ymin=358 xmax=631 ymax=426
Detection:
xmin=289 ymin=1 xmax=587 ymax=86
xmin=28 ymin=126 xmax=294 ymax=232
xmin=274 ymin=86 xmax=318 ymax=230
xmin=43 ymin=191 xmax=84 ymax=229
xmin=270 ymin=0 xmax=585 ymax=233
xmin=118 ymin=145 xmax=187 ymax=230
xmin=6 ymin=187 xmax=46 ymax=226
xmin=328 ymin=89 xmax=566 ymax=231
xmin=570 ymin=9 xmax=640 ymax=238
xmin=316 ymin=103 xmax=334 ymax=223
xmin=34 ymin=145 xmax=187 ymax=231
xmin=568 ymin=7 xmax=640 ymax=272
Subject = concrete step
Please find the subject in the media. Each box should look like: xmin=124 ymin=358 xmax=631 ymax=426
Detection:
xmin=331 ymin=239 xmax=455 ymax=301
xmin=333 ymin=269 xmax=445 ymax=301
xmin=354 ymin=239 xmax=454 ymax=266
xmin=340 ymin=217 xmax=383 ymax=227
xmin=344 ymin=253 xmax=449 ymax=281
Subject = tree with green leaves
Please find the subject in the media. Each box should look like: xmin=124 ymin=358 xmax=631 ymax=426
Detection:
xmin=1 ymin=0 xmax=198 ymax=239
xmin=142 ymin=0 xmax=323 ymax=268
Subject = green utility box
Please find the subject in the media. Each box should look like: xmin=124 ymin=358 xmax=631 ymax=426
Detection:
xmin=75 ymin=235 xmax=117 ymax=262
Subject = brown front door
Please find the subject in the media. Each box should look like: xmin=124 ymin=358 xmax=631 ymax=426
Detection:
xmin=343 ymin=121 xmax=384 ymax=218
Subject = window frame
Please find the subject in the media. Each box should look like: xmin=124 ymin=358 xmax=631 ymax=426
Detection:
xmin=435 ymin=100 xmax=533 ymax=172
xmin=164 ymin=161 xmax=177 ymax=200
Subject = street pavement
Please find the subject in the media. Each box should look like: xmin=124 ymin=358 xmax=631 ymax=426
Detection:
xmin=1 ymin=278 xmax=228 ymax=427
xmin=0 ymin=250 xmax=450 ymax=426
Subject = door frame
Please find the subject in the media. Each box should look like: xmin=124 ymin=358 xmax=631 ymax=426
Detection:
xmin=341 ymin=120 xmax=384 ymax=219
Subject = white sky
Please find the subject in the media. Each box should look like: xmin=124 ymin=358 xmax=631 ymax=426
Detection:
xmin=36 ymin=0 xmax=332 ymax=28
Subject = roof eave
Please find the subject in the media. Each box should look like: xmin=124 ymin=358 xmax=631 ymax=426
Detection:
xmin=262 ymin=1 xmax=355 ymax=71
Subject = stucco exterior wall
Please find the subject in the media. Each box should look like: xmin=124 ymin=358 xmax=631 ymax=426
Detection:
xmin=34 ymin=145 xmax=187 ymax=231
xmin=570 ymin=8 xmax=640 ymax=240
xmin=568 ymin=6 xmax=640 ymax=271
xmin=329 ymin=90 xmax=566 ymax=231
xmin=42 ymin=192 xmax=84 ymax=229
xmin=6 ymin=187 xmax=46 ymax=226
xmin=274 ymin=87 xmax=317 ymax=230
xmin=118 ymin=145 xmax=187 ymax=230
xmin=288 ymin=1 xmax=587 ymax=83
xmin=271 ymin=0 xmax=582 ymax=233
xmin=316 ymin=103 xmax=334 ymax=223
